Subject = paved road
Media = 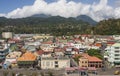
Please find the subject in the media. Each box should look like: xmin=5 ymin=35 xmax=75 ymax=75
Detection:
xmin=97 ymin=67 xmax=120 ymax=75
xmin=0 ymin=68 xmax=66 ymax=76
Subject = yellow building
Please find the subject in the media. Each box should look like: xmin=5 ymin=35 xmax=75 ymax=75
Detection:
xmin=79 ymin=57 xmax=88 ymax=67
xmin=78 ymin=53 xmax=102 ymax=68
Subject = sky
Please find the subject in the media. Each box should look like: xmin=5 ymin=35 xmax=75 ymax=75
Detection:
xmin=0 ymin=0 xmax=120 ymax=21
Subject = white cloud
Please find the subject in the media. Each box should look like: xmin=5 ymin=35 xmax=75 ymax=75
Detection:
xmin=0 ymin=14 xmax=5 ymax=17
xmin=0 ymin=0 xmax=120 ymax=21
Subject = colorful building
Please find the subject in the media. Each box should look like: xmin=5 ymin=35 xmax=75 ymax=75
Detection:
xmin=78 ymin=53 xmax=102 ymax=68
xmin=106 ymin=43 xmax=120 ymax=66
xmin=17 ymin=51 xmax=37 ymax=68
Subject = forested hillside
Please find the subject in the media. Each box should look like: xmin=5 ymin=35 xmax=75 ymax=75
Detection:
xmin=0 ymin=16 xmax=120 ymax=35
xmin=94 ymin=19 xmax=120 ymax=35
xmin=0 ymin=16 xmax=91 ymax=36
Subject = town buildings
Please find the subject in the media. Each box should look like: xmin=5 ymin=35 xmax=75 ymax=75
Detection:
xmin=41 ymin=56 xmax=70 ymax=69
xmin=0 ymin=33 xmax=119 ymax=70
xmin=105 ymin=43 xmax=120 ymax=66
xmin=17 ymin=51 xmax=37 ymax=68
xmin=77 ymin=53 xmax=103 ymax=68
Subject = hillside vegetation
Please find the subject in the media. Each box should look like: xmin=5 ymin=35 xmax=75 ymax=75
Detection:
xmin=0 ymin=16 xmax=120 ymax=35
xmin=94 ymin=19 xmax=120 ymax=35
xmin=0 ymin=16 xmax=92 ymax=36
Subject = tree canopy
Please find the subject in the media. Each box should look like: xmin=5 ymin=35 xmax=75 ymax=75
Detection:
xmin=87 ymin=49 xmax=103 ymax=59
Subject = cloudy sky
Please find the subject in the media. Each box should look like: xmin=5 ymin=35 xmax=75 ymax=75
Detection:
xmin=0 ymin=0 xmax=120 ymax=21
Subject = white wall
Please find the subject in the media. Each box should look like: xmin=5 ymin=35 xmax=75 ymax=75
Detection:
xmin=41 ymin=59 xmax=70 ymax=69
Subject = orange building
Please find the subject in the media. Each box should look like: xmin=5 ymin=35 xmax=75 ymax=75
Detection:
xmin=17 ymin=51 xmax=37 ymax=68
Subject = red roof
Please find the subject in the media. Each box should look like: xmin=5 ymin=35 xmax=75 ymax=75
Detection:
xmin=8 ymin=38 xmax=20 ymax=43
xmin=42 ymin=41 xmax=53 ymax=44
xmin=36 ymin=50 xmax=44 ymax=55
xmin=75 ymin=53 xmax=102 ymax=62
xmin=107 ymin=42 xmax=115 ymax=45
xmin=54 ymin=48 xmax=64 ymax=52
xmin=88 ymin=56 xmax=102 ymax=62
xmin=82 ymin=53 xmax=102 ymax=62
xmin=94 ymin=43 xmax=101 ymax=47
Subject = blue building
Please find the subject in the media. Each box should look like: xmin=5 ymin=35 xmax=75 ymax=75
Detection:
xmin=0 ymin=49 xmax=9 ymax=62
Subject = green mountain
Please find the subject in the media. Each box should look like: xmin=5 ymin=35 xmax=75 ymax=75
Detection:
xmin=31 ymin=14 xmax=97 ymax=25
xmin=0 ymin=16 xmax=92 ymax=36
xmin=76 ymin=15 xmax=97 ymax=25
xmin=0 ymin=16 xmax=119 ymax=35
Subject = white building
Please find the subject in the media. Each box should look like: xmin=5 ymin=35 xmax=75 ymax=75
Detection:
xmin=106 ymin=43 xmax=120 ymax=66
xmin=41 ymin=56 xmax=70 ymax=69
xmin=113 ymin=35 xmax=120 ymax=40
xmin=72 ymin=43 xmax=83 ymax=49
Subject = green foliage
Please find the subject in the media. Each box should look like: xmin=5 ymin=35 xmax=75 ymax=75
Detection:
xmin=87 ymin=49 xmax=103 ymax=59
xmin=0 ymin=17 xmax=119 ymax=35
xmin=94 ymin=19 xmax=120 ymax=35
xmin=10 ymin=44 xmax=18 ymax=52
xmin=0 ymin=17 xmax=91 ymax=36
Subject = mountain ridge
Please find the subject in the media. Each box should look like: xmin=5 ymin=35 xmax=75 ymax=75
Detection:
xmin=31 ymin=14 xmax=97 ymax=25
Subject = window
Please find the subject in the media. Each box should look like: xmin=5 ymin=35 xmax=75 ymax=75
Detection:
xmin=55 ymin=65 xmax=58 ymax=68
xmin=115 ymin=50 xmax=119 ymax=53
xmin=55 ymin=61 xmax=58 ymax=64
xmin=115 ymin=58 xmax=120 ymax=60
xmin=114 ymin=47 xmax=119 ymax=49
xmin=115 ymin=54 xmax=120 ymax=56
xmin=46 ymin=62 xmax=50 ymax=67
